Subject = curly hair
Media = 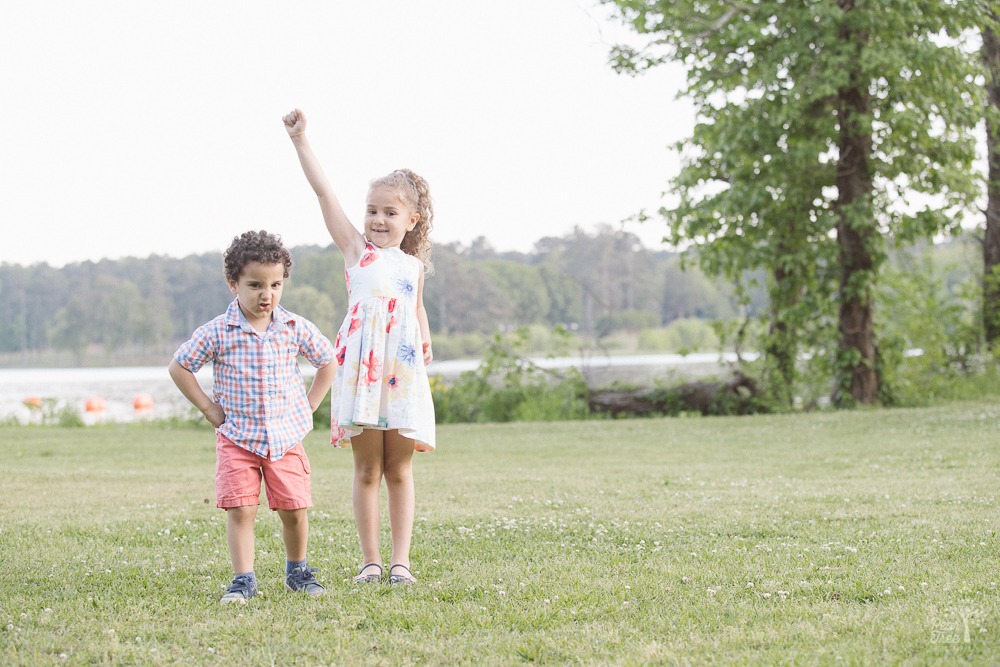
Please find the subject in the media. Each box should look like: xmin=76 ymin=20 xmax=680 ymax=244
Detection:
xmin=369 ymin=169 xmax=434 ymax=272
xmin=223 ymin=230 xmax=293 ymax=284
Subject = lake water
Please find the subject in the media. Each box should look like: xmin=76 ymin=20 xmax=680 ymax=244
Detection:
xmin=0 ymin=366 xmax=214 ymax=424
xmin=0 ymin=352 xmax=742 ymax=424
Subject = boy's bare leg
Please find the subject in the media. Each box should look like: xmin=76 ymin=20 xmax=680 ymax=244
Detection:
xmin=278 ymin=507 xmax=325 ymax=595
xmin=277 ymin=508 xmax=308 ymax=562
xmin=226 ymin=505 xmax=257 ymax=574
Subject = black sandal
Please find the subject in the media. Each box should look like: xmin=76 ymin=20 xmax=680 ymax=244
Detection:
xmin=388 ymin=564 xmax=416 ymax=585
xmin=354 ymin=563 xmax=383 ymax=583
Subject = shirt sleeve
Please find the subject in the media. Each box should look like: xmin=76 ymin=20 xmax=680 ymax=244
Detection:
xmin=297 ymin=319 xmax=335 ymax=368
xmin=173 ymin=320 xmax=218 ymax=373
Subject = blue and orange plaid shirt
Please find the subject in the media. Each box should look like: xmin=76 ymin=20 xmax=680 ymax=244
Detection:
xmin=174 ymin=299 xmax=335 ymax=461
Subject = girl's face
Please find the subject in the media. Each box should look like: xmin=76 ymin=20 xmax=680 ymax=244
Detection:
xmin=364 ymin=186 xmax=419 ymax=249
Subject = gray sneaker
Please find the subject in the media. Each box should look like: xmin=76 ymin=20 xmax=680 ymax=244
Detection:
xmin=220 ymin=573 xmax=258 ymax=605
xmin=286 ymin=565 xmax=326 ymax=597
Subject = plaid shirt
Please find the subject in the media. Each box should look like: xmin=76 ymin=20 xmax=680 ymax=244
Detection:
xmin=174 ymin=299 xmax=335 ymax=461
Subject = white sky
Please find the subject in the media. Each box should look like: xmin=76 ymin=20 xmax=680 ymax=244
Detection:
xmin=1 ymin=0 xmax=692 ymax=268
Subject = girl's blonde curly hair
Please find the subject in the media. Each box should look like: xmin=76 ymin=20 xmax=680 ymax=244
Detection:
xmin=369 ymin=168 xmax=434 ymax=273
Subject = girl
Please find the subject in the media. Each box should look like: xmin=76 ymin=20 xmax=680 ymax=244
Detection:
xmin=283 ymin=109 xmax=435 ymax=586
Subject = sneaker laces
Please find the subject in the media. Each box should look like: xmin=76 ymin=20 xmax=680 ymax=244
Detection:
xmin=287 ymin=565 xmax=324 ymax=592
xmin=226 ymin=573 xmax=256 ymax=597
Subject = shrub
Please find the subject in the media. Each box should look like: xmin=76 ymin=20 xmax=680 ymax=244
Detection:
xmin=432 ymin=328 xmax=590 ymax=423
xmin=876 ymin=252 xmax=981 ymax=406
xmin=427 ymin=332 xmax=489 ymax=360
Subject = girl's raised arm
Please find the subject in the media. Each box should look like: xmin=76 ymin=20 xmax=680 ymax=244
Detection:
xmin=283 ymin=109 xmax=365 ymax=265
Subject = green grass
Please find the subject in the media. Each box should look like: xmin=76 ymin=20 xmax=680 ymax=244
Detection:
xmin=1 ymin=404 xmax=998 ymax=665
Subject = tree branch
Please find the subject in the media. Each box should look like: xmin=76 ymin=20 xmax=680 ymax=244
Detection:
xmin=690 ymin=2 xmax=753 ymax=40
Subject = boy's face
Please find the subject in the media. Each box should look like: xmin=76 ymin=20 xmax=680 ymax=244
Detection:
xmin=228 ymin=261 xmax=285 ymax=329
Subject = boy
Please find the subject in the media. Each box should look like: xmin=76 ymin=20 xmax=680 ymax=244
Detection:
xmin=169 ymin=230 xmax=335 ymax=604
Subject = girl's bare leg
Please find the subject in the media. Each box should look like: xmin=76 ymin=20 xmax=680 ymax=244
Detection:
xmin=351 ymin=429 xmax=385 ymax=570
xmin=384 ymin=429 xmax=415 ymax=574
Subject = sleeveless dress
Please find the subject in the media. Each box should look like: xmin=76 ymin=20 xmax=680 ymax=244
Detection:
xmin=329 ymin=242 xmax=436 ymax=452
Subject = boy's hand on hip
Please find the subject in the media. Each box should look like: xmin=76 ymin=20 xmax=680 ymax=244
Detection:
xmin=202 ymin=403 xmax=225 ymax=428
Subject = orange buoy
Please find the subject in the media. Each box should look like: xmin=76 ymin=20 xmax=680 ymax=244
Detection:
xmin=133 ymin=393 xmax=154 ymax=411
xmin=85 ymin=396 xmax=106 ymax=413
xmin=23 ymin=395 xmax=42 ymax=410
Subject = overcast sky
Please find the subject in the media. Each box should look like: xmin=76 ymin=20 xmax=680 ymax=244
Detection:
xmin=2 ymin=0 xmax=693 ymax=268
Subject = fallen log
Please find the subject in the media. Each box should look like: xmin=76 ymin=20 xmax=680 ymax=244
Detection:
xmin=588 ymin=371 xmax=764 ymax=417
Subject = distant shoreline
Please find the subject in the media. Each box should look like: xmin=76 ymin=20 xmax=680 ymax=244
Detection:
xmin=0 ymin=354 xmax=744 ymax=425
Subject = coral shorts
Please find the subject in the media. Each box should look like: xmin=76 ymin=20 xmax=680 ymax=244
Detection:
xmin=215 ymin=433 xmax=312 ymax=511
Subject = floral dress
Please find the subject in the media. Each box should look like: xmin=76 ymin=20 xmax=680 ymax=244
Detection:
xmin=329 ymin=242 xmax=435 ymax=451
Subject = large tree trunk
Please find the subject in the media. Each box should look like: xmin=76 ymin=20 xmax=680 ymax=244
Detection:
xmin=834 ymin=0 xmax=878 ymax=404
xmin=983 ymin=23 xmax=1000 ymax=346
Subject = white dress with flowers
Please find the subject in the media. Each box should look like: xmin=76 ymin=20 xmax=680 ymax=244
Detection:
xmin=329 ymin=242 xmax=435 ymax=451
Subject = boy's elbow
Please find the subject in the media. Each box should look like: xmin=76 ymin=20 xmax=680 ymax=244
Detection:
xmin=168 ymin=359 xmax=189 ymax=380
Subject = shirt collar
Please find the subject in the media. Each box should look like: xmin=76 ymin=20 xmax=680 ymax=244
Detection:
xmin=223 ymin=299 xmax=296 ymax=333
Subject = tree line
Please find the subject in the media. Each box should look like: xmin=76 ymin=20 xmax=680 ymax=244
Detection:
xmin=0 ymin=226 xmax=748 ymax=365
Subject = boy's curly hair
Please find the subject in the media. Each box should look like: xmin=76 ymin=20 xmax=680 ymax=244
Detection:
xmin=223 ymin=230 xmax=293 ymax=284
xmin=369 ymin=169 xmax=434 ymax=273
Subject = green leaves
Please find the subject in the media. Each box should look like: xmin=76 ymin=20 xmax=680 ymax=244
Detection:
xmin=602 ymin=0 xmax=986 ymax=404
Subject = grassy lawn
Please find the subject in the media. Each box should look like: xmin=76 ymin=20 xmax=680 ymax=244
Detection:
xmin=1 ymin=403 xmax=998 ymax=665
